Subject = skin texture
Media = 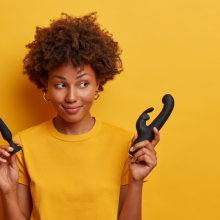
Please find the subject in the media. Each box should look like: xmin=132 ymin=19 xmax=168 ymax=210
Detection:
xmin=46 ymin=63 xmax=99 ymax=135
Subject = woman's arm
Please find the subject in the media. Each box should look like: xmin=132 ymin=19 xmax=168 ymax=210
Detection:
xmin=118 ymin=128 xmax=160 ymax=219
xmin=17 ymin=183 xmax=33 ymax=220
xmin=118 ymin=180 xmax=143 ymax=220
xmin=1 ymin=189 xmax=28 ymax=220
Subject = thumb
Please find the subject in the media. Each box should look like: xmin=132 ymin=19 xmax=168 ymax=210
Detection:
xmin=9 ymin=154 xmax=19 ymax=171
xmin=131 ymin=133 xmax=138 ymax=145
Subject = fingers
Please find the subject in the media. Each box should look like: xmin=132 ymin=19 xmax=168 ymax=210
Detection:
xmin=131 ymin=146 xmax=157 ymax=163
xmin=130 ymin=139 xmax=156 ymax=154
xmin=0 ymin=142 xmax=17 ymax=163
xmin=135 ymin=154 xmax=157 ymax=168
xmin=0 ymin=149 xmax=12 ymax=163
xmin=130 ymin=139 xmax=157 ymax=163
xmin=0 ymin=156 xmax=8 ymax=163
xmin=131 ymin=133 xmax=138 ymax=145
xmin=151 ymin=127 xmax=160 ymax=148
xmin=10 ymin=153 xmax=19 ymax=170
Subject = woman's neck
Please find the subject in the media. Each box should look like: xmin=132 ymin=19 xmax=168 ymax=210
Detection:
xmin=53 ymin=114 xmax=95 ymax=135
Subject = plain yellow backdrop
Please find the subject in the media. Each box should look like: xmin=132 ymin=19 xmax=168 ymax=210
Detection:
xmin=0 ymin=0 xmax=220 ymax=219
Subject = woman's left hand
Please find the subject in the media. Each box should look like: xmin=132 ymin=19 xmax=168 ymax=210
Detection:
xmin=128 ymin=127 xmax=160 ymax=184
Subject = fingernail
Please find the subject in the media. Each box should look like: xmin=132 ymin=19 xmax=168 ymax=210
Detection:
xmin=130 ymin=147 xmax=134 ymax=152
xmin=154 ymin=127 xmax=158 ymax=131
xmin=9 ymin=147 xmax=14 ymax=151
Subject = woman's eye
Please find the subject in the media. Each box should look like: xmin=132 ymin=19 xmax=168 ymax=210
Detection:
xmin=56 ymin=84 xmax=65 ymax=88
xmin=80 ymin=82 xmax=88 ymax=88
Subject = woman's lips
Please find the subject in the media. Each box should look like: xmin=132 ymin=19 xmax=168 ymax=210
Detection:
xmin=63 ymin=106 xmax=82 ymax=113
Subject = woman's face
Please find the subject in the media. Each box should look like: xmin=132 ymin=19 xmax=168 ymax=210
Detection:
xmin=47 ymin=63 xmax=99 ymax=123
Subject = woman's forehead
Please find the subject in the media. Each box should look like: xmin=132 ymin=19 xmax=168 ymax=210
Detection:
xmin=48 ymin=63 xmax=95 ymax=78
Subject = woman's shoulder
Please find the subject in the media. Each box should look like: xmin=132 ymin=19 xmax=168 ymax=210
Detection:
xmin=12 ymin=119 xmax=50 ymax=144
xmin=99 ymin=119 xmax=133 ymax=139
xmin=14 ymin=119 xmax=50 ymax=138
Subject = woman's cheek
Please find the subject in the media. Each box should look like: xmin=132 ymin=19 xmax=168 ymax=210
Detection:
xmin=79 ymin=88 xmax=94 ymax=103
xmin=51 ymin=91 xmax=63 ymax=103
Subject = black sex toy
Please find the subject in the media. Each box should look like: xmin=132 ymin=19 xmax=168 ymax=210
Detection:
xmin=0 ymin=118 xmax=22 ymax=155
xmin=129 ymin=94 xmax=174 ymax=157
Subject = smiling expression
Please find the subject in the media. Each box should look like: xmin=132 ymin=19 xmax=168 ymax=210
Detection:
xmin=46 ymin=63 xmax=99 ymax=123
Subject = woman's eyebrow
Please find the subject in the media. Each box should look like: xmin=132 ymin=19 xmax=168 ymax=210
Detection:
xmin=52 ymin=75 xmax=66 ymax=80
xmin=76 ymin=73 xmax=89 ymax=79
xmin=51 ymin=73 xmax=89 ymax=80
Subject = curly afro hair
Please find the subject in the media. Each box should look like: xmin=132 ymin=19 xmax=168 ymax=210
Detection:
xmin=22 ymin=12 xmax=123 ymax=92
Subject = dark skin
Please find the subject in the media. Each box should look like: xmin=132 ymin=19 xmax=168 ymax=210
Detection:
xmin=129 ymin=128 xmax=159 ymax=184
xmin=45 ymin=63 xmax=100 ymax=135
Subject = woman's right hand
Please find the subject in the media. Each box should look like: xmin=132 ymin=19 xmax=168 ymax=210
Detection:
xmin=0 ymin=141 xmax=20 ymax=195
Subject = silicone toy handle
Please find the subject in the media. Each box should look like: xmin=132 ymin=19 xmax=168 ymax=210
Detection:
xmin=129 ymin=94 xmax=174 ymax=157
xmin=0 ymin=118 xmax=22 ymax=155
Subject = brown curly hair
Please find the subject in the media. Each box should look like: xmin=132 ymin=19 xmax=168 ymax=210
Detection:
xmin=22 ymin=12 xmax=123 ymax=92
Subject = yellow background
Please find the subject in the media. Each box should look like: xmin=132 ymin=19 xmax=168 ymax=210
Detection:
xmin=0 ymin=0 xmax=220 ymax=219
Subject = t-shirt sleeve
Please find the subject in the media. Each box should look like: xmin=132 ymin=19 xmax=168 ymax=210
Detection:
xmin=121 ymin=133 xmax=149 ymax=185
xmin=12 ymin=133 xmax=30 ymax=186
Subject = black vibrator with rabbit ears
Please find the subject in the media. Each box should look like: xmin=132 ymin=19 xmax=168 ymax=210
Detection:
xmin=129 ymin=94 xmax=174 ymax=157
xmin=0 ymin=118 xmax=22 ymax=155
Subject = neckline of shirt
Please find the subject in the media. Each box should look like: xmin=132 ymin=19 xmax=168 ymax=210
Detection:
xmin=47 ymin=117 xmax=102 ymax=142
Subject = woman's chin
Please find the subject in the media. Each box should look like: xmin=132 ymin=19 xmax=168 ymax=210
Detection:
xmin=56 ymin=113 xmax=85 ymax=124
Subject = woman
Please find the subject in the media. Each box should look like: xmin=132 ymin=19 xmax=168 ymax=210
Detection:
xmin=0 ymin=12 xmax=159 ymax=220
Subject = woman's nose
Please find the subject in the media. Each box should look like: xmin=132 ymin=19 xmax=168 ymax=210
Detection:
xmin=65 ymin=87 xmax=78 ymax=103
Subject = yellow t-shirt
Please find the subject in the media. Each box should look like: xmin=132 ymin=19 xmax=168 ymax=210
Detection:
xmin=13 ymin=117 xmax=148 ymax=220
